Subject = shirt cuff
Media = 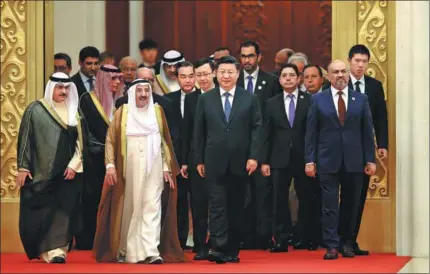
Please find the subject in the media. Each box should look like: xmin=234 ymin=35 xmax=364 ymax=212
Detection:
xmin=106 ymin=163 xmax=115 ymax=170
xmin=306 ymin=162 xmax=315 ymax=166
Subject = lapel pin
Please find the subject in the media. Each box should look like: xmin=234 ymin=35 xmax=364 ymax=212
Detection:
xmin=352 ymin=97 xmax=356 ymax=101
xmin=258 ymin=86 xmax=262 ymax=90
xmin=300 ymin=95 xmax=304 ymax=99
xmin=262 ymin=80 xmax=266 ymax=85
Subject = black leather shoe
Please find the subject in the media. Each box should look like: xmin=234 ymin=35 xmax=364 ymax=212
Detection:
xmin=340 ymin=245 xmax=355 ymax=258
xmin=308 ymin=241 xmax=319 ymax=251
xmin=193 ymin=250 xmax=209 ymax=260
xmin=226 ymin=255 xmax=240 ymax=263
xmin=50 ymin=256 xmax=66 ymax=264
xmin=207 ymin=250 xmax=228 ymax=264
xmin=270 ymin=244 xmax=288 ymax=253
xmin=323 ymin=248 xmax=338 ymax=260
xmin=354 ymin=246 xmax=369 ymax=256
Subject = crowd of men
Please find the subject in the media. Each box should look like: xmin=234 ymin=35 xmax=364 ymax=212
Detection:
xmin=17 ymin=38 xmax=388 ymax=264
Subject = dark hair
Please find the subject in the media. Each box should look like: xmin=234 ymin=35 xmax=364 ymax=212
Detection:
xmin=54 ymin=53 xmax=72 ymax=68
xmin=215 ymin=56 xmax=240 ymax=70
xmin=348 ymin=44 xmax=371 ymax=60
xmin=279 ymin=63 xmax=299 ymax=77
xmin=175 ymin=61 xmax=194 ymax=76
xmin=194 ymin=58 xmax=215 ymax=71
xmin=215 ymin=47 xmax=231 ymax=53
xmin=139 ymin=39 xmax=158 ymax=51
xmin=79 ymin=46 xmax=100 ymax=62
xmin=100 ymin=51 xmax=115 ymax=61
xmin=240 ymin=40 xmax=260 ymax=55
xmin=302 ymin=64 xmax=323 ymax=77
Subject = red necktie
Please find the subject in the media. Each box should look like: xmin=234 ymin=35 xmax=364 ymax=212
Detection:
xmin=337 ymin=91 xmax=346 ymax=126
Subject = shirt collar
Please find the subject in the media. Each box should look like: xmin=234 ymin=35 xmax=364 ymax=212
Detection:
xmin=331 ymin=86 xmax=349 ymax=97
xmin=284 ymin=89 xmax=299 ymax=100
xmin=201 ymin=85 xmax=215 ymax=93
xmin=244 ymin=66 xmax=259 ymax=80
xmin=220 ymin=86 xmax=236 ymax=97
xmin=350 ymin=73 xmax=364 ymax=85
xmin=181 ymin=87 xmax=195 ymax=96
xmin=79 ymin=70 xmax=93 ymax=83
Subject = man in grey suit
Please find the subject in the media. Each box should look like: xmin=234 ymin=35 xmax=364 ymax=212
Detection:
xmin=194 ymin=56 xmax=262 ymax=263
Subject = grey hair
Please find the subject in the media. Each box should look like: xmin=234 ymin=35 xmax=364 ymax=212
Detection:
xmin=288 ymin=53 xmax=309 ymax=66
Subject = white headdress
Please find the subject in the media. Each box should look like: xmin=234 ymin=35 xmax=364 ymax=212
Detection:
xmin=159 ymin=50 xmax=185 ymax=92
xmin=126 ymin=79 xmax=161 ymax=174
xmin=44 ymin=72 xmax=79 ymax=126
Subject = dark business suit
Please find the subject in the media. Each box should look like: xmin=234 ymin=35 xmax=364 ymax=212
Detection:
xmin=237 ymin=69 xmax=277 ymax=248
xmin=71 ymin=72 xmax=89 ymax=97
xmin=262 ymin=91 xmax=320 ymax=247
xmin=164 ymin=90 xmax=190 ymax=248
xmin=182 ymin=90 xmax=210 ymax=253
xmin=345 ymin=75 xmax=388 ymax=249
xmin=194 ymin=86 xmax=262 ymax=256
xmin=305 ymin=88 xmax=375 ymax=249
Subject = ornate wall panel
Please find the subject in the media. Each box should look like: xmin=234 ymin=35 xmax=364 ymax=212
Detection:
xmin=144 ymin=0 xmax=332 ymax=71
xmin=357 ymin=1 xmax=390 ymax=199
xmin=1 ymin=0 xmax=27 ymax=200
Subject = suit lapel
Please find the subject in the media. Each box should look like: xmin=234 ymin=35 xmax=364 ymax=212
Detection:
xmin=293 ymin=91 xmax=307 ymax=127
xmin=227 ymin=88 xmax=243 ymax=125
xmin=277 ymin=93 xmax=290 ymax=128
xmin=344 ymin=88 xmax=355 ymax=125
xmin=324 ymin=90 xmax=341 ymax=127
xmin=214 ymin=88 xmax=227 ymax=125
xmin=238 ymin=71 xmax=245 ymax=88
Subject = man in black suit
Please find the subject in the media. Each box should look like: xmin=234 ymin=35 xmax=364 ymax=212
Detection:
xmin=71 ymin=46 xmax=100 ymax=97
xmin=165 ymin=61 xmax=197 ymax=250
xmin=138 ymin=38 xmax=161 ymax=75
xmin=261 ymin=63 xmax=319 ymax=252
xmin=180 ymin=58 xmax=216 ymax=260
xmin=194 ymin=56 xmax=262 ymax=263
xmin=237 ymin=40 xmax=277 ymax=250
xmin=342 ymin=44 xmax=388 ymax=256
xmin=115 ymin=67 xmax=179 ymax=152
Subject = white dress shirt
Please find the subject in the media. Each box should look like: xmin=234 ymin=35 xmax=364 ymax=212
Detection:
xmin=350 ymin=74 xmax=365 ymax=94
xmin=180 ymin=91 xmax=186 ymax=118
xmin=79 ymin=71 xmax=95 ymax=92
xmin=220 ymin=86 xmax=236 ymax=111
xmin=283 ymin=89 xmax=299 ymax=120
xmin=244 ymin=67 xmax=259 ymax=93
xmin=331 ymin=86 xmax=349 ymax=116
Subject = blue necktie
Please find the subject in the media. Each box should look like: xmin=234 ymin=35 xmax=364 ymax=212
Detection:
xmin=87 ymin=78 xmax=94 ymax=91
xmin=287 ymin=94 xmax=295 ymax=127
xmin=224 ymin=92 xmax=231 ymax=121
xmin=247 ymin=75 xmax=253 ymax=93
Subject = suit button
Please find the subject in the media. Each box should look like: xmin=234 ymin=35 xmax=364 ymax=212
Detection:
xmin=226 ymin=128 xmax=230 ymax=132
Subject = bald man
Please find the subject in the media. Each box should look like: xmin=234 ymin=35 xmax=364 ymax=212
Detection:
xmin=118 ymin=56 xmax=138 ymax=89
xmin=305 ymin=60 xmax=375 ymax=260
xmin=273 ymin=48 xmax=295 ymax=74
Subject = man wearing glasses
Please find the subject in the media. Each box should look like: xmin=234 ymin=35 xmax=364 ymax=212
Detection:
xmin=237 ymin=40 xmax=278 ymax=251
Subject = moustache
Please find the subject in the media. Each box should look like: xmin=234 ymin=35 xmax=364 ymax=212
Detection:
xmin=59 ymin=93 xmax=67 ymax=96
xmin=139 ymin=96 xmax=148 ymax=100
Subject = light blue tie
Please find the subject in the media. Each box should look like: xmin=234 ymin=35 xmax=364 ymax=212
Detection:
xmin=224 ymin=92 xmax=231 ymax=121
xmin=287 ymin=94 xmax=295 ymax=127
xmin=247 ymin=75 xmax=253 ymax=93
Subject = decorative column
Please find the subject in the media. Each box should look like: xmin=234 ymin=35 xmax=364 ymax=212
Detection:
xmin=395 ymin=0 xmax=429 ymax=257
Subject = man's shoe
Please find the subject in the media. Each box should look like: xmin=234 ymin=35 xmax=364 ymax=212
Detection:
xmin=340 ymin=245 xmax=355 ymax=258
xmin=308 ymin=241 xmax=319 ymax=251
xmin=293 ymin=241 xmax=310 ymax=250
xmin=50 ymin=256 xmax=65 ymax=264
xmin=270 ymin=244 xmax=288 ymax=253
xmin=323 ymin=248 xmax=338 ymax=260
xmin=226 ymin=255 xmax=240 ymax=263
xmin=207 ymin=250 xmax=228 ymax=264
xmin=354 ymin=246 xmax=369 ymax=256
xmin=193 ymin=250 xmax=209 ymax=261
xmin=148 ymin=256 xmax=164 ymax=264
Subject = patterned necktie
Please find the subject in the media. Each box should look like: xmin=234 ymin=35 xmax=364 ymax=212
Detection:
xmin=337 ymin=91 xmax=346 ymax=126
xmin=247 ymin=75 xmax=253 ymax=93
xmin=224 ymin=92 xmax=231 ymax=121
xmin=88 ymin=78 xmax=94 ymax=91
xmin=287 ymin=94 xmax=295 ymax=127
xmin=355 ymin=81 xmax=362 ymax=93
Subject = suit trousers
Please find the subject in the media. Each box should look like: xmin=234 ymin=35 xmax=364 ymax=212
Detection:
xmin=319 ymin=167 xmax=363 ymax=249
xmin=242 ymin=170 xmax=272 ymax=248
xmin=176 ymin=175 xmax=190 ymax=248
xmin=207 ymin=169 xmax=248 ymax=256
xmin=189 ymin=169 xmax=210 ymax=252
